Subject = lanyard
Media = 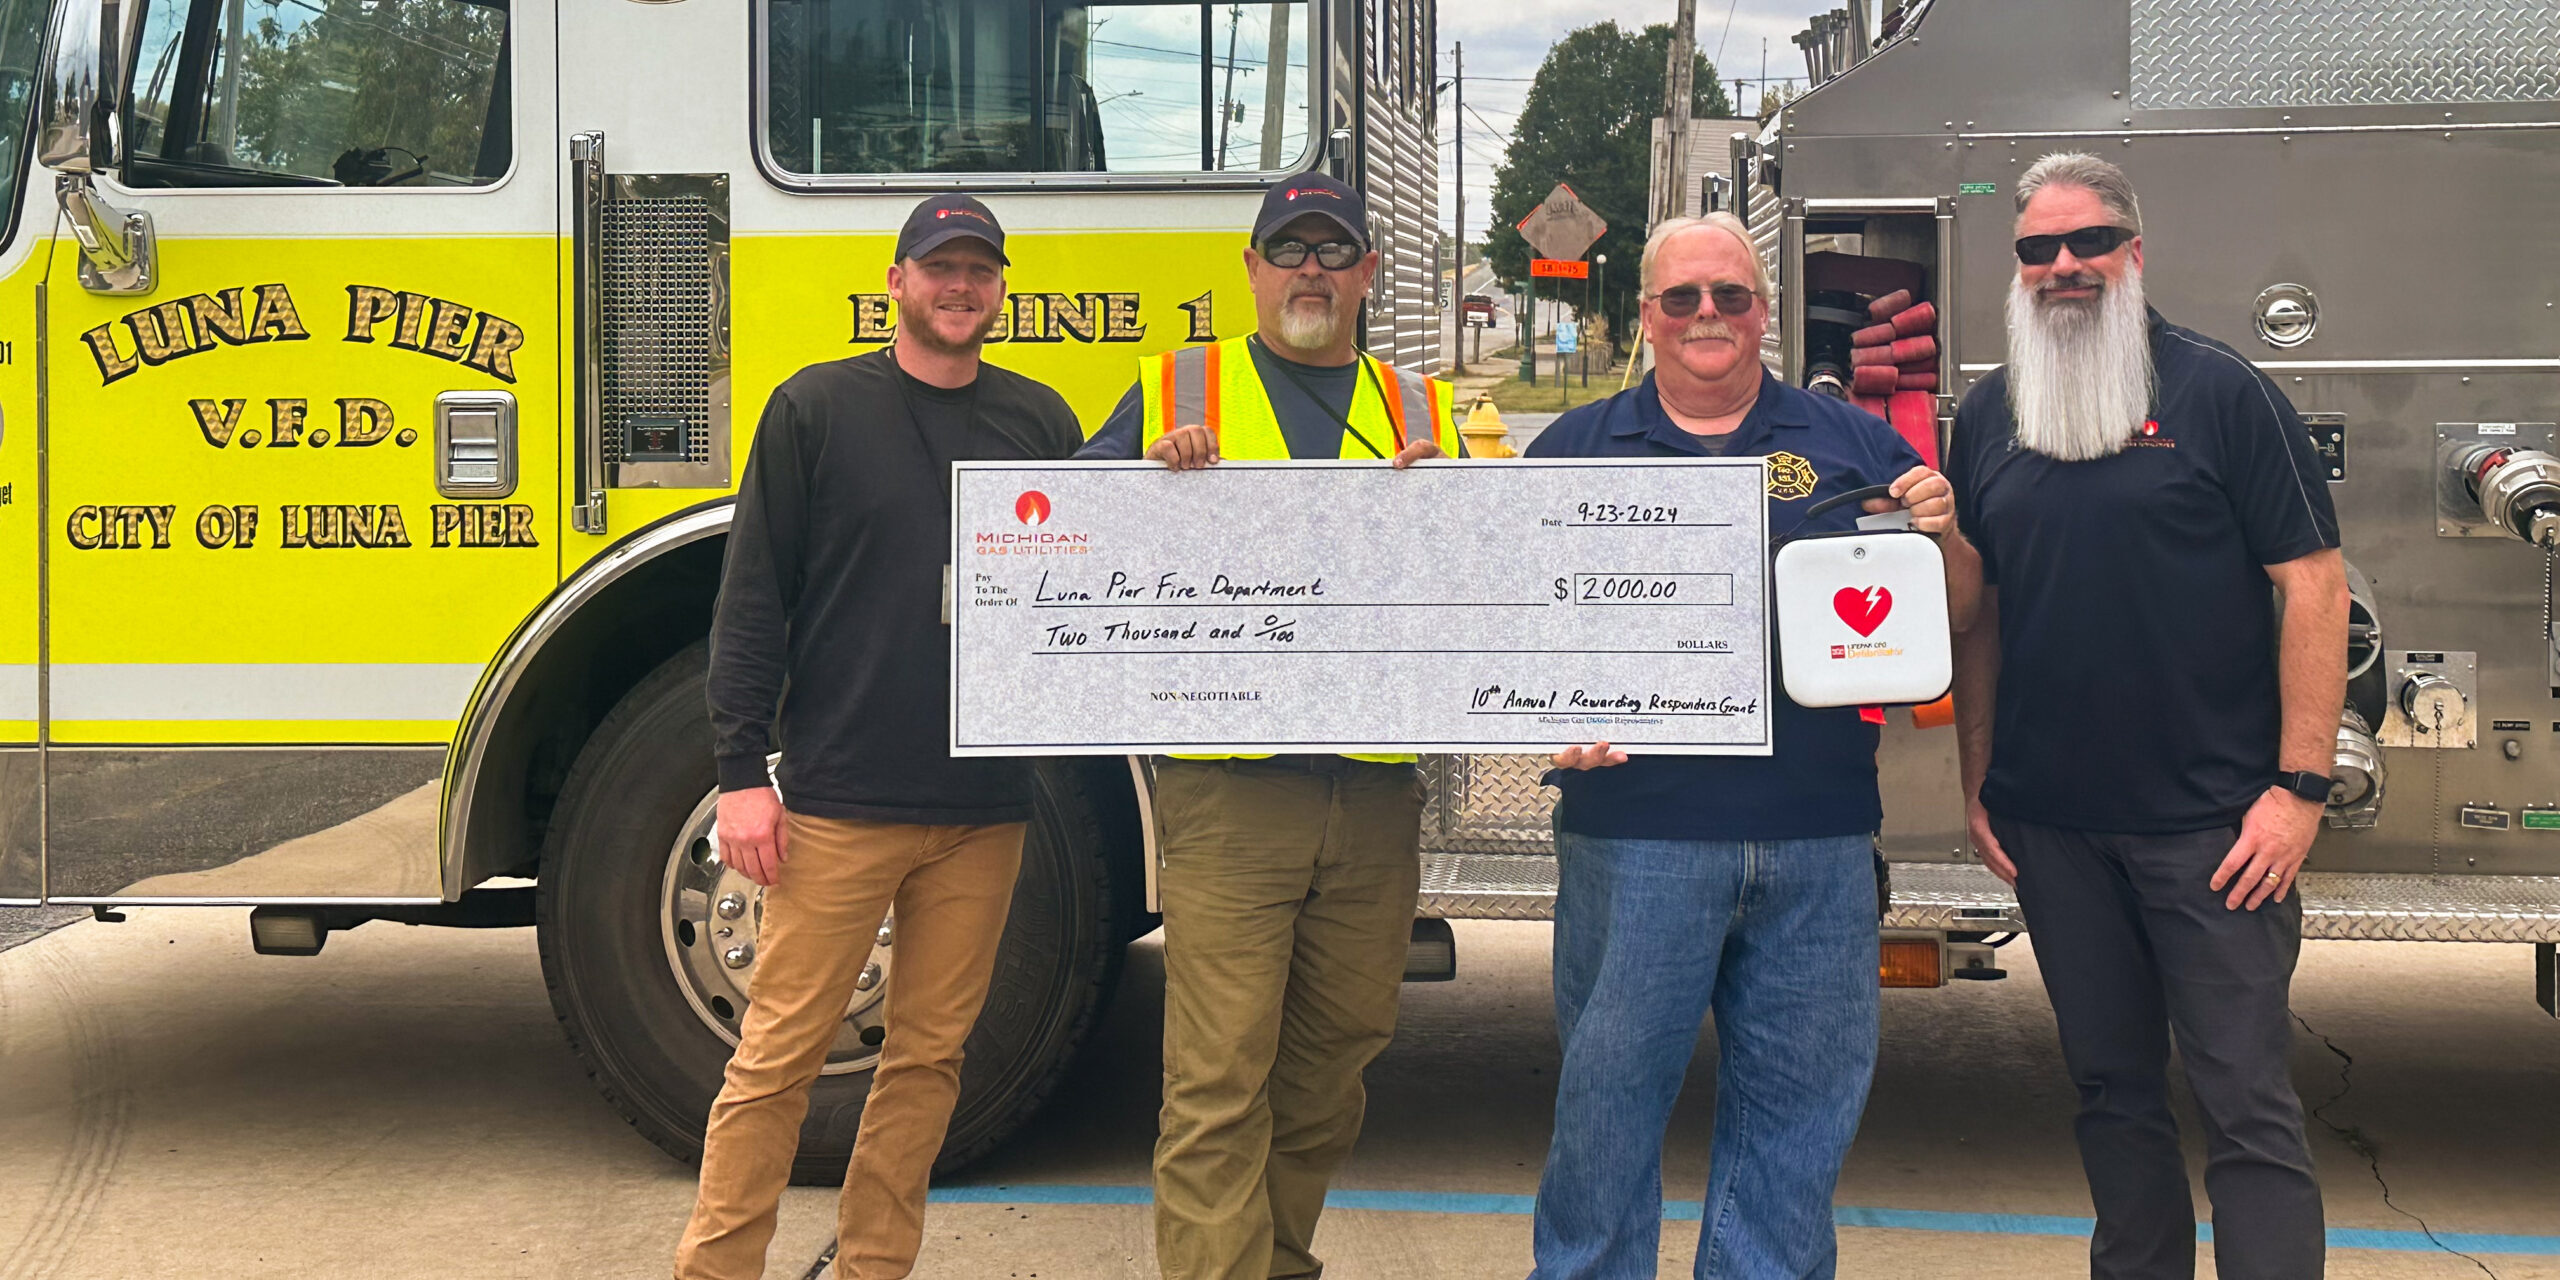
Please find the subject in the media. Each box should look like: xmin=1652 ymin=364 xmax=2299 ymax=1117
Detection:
xmin=1250 ymin=336 xmax=1397 ymax=459
xmin=887 ymin=351 xmax=987 ymax=512
xmin=887 ymin=351 xmax=991 ymax=627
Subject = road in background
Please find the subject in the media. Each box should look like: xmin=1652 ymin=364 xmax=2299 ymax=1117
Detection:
xmin=1443 ymin=260 xmax=1515 ymax=378
xmin=1 ymin=908 xmax=2553 ymax=1278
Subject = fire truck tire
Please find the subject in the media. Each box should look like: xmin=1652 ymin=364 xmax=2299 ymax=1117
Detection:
xmin=535 ymin=641 xmax=1125 ymax=1184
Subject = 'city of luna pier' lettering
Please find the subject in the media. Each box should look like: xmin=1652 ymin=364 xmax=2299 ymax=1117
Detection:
xmin=1035 ymin=569 xmax=1328 ymax=603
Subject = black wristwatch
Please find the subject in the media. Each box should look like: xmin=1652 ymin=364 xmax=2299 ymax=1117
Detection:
xmin=2276 ymin=770 xmax=2336 ymax=804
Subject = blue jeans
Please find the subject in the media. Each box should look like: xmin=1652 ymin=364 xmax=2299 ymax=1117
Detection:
xmin=1530 ymin=832 xmax=1881 ymax=1280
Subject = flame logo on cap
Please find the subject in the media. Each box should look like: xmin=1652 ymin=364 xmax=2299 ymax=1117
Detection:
xmin=1015 ymin=491 xmax=1051 ymax=525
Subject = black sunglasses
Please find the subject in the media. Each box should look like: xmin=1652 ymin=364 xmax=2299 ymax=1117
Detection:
xmin=1649 ymin=282 xmax=1759 ymax=319
xmin=2014 ymin=225 xmax=2137 ymax=266
xmin=1259 ymin=239 xmax=1365 ymax=270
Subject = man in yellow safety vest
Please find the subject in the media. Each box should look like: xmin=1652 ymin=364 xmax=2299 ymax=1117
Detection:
xmin=1075 ymin=173 xmax=1461 ymax=1280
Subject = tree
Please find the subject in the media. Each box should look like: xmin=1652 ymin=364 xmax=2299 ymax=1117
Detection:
xmin=229 ymin=0 xmax=507 ymax=183
xmin=1483 ymin=22 xmax=1731 ymax=345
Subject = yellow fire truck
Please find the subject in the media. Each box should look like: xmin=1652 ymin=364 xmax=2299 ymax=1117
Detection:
xmin=1 ymin=0 xmax=1445 ymax=1178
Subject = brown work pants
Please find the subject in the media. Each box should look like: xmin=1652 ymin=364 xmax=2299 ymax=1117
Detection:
xmin=674 ymin=814 xmax=1025 ymax=1280
xmin=1151 ymin=759 xmax=1424 ymax=1280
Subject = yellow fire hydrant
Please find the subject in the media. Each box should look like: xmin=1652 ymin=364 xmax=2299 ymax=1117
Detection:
xmin=1457 ymin=395 xmax=1517 ymax=459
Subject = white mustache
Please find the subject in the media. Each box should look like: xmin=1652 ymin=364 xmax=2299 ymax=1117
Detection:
xmin=1678 ymin=318 xmax=1737 ymax=343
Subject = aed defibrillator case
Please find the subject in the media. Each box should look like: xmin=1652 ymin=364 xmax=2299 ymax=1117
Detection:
xmin=1771 ymin=504 xmax=1952 ymax=709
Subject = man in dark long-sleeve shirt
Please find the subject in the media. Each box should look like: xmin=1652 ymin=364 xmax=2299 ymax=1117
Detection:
xmin=676 ymin=195 xmax=1081 ymax=1280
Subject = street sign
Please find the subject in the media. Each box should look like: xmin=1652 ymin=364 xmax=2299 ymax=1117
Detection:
xmin=1555 ymin=319 xmax=1580 ymax=354
xmin=1530 ymin=258 xmax=1589 ymax=279
xmin=1517 ymin=183 xmax=1609 ymax=263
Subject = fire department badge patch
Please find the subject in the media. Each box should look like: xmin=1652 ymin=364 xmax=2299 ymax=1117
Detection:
xmin=1765 ymin=451 xmax=1818 ymax=501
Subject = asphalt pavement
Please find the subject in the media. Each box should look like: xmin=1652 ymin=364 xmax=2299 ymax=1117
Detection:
xmin=0 ymin=909 xmax=2553 ymax=1279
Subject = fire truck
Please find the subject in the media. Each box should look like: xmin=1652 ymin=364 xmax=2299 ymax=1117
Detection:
xmin=0 ymin=0 xmax=1445 ymax=1180
xmin=1718 ymin=0 xmax=2560 ymax=995
xmin=8 ymin=0 xmax=2559 ymax=1189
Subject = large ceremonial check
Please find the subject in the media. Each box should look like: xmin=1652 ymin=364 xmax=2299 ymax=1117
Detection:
xmin=949 ymin=459 xmax=1773 ymax=756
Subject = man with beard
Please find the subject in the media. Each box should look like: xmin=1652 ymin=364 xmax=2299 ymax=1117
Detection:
xmin=1076 ymin=173 xmax=1461 ymax=1280
xmin=1946 ymin=152 xmax=2345 ymax=1279
xmin=1525 ymin=212 xmax=1969 ymax=1279
xmin=677 ymin=194 xmax=1083 ymax=1280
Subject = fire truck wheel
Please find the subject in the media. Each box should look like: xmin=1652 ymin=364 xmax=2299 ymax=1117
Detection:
xmin=536 ymin=641 xmax=1125 ymax=1183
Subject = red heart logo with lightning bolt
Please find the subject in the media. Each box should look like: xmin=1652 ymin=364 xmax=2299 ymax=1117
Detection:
xmin=1833 ymin=586 xmax=1892 ymax=637
xmin=1015 ymin=491 xmax=1051 ymax=525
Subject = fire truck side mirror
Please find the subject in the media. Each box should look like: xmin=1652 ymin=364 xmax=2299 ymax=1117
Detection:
xmin=38 ymin=0 xmax=126 ymax=176
xmin=40 ymin=0 xmax=154 ymax=294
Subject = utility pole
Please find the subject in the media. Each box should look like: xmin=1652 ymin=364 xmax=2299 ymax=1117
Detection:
xmin=1258 ymin=2 xmax=1292 ymax=168
xmin=1453 ymin=42 xmax=1464 ymax=372
xmin=1654 ymin=0 xmax=1698 ymax=229
xmin=1215 ymin=5 xmax=1244 ymax=170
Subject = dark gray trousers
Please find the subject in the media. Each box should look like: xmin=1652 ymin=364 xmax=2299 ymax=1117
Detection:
xmin=1992 ymin=815 xmax=2325 ymax=1280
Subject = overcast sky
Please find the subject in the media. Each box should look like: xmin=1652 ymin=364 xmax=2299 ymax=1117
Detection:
xmin=1439 ymin=0 xmax=1818 ymax=247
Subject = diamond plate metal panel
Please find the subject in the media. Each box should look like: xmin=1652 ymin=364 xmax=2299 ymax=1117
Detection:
xmin=1420 ymin=755 xmax=1557 ymax=857
xmin=1881 ymin=864 xmax=2560 ymax=942
xmin=1419 ymin=851 xmax=1558 ymax=920
xmin=1417 ymin=780 xmax=2560 ymax=937
xmin=2132 ymin=1 xmax=2560 ymax=109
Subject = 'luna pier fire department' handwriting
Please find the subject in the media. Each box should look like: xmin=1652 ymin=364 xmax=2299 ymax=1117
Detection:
xmin=947 ymin=460 xmax=1775 ymax=756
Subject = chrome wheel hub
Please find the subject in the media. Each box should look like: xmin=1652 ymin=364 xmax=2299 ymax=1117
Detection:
xmin=660 ymin=791 xmax=891 ymax=1075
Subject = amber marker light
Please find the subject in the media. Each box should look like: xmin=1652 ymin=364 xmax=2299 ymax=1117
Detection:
xmin=1878 ymin=934 xmax=1945 ymax=988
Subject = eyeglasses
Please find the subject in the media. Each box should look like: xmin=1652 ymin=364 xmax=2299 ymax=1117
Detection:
xmin=1648 ymin=283 xmax=1759 ymax=319
xmin=1259 ymin=239 xmax=1365 ymax=270
xmin=2014 ymin=225 xmax=2137 ymax=266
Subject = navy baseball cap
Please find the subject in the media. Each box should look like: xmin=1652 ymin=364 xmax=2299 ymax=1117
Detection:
xmin=1253 ymin=174 xmax=1370 ymax=251
xmin=895 ymin=193 xmax=1009 ymax=265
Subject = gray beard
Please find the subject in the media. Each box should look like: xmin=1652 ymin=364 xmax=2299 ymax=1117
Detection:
xmin=1273 ymin=298 xmax=1344 ymax=351
xmin=2003 ymin=266 xmax=2154 ymax=462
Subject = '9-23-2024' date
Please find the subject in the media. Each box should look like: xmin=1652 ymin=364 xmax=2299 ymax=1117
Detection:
xmin=1573 ymin=502 xmax=1680 ymax=525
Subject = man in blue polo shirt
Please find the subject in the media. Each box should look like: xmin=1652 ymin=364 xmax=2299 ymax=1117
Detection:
xmin=1522 ymin=212 xmax=1977 ymax=1280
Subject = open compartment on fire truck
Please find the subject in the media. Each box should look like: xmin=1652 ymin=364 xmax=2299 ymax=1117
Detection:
xmin=1777 ymin=197 xmax=1958 ymax=467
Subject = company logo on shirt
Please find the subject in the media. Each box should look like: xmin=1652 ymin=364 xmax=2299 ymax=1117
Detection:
xmin=1766 ymin=451 xmax=1819 ymax=501
xmin=2127 ymin=417 xmax=2176 ymax=449
xmin=1015 ymin=491 xmax=1052 ymax=525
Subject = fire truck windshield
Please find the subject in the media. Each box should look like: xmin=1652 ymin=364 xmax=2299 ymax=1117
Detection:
xmin=764 ymin=0 xmax=1309 ymax=178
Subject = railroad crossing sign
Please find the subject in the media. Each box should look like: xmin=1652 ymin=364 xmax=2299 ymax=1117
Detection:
xmin=1517 ymin=183 xmax=1608 ymax=264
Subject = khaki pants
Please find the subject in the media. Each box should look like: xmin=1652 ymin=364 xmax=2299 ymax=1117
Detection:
xmin=674 ymin=814 xmax=1026 ymax=1280
xmin=1151 ymin=759 xmax=1424 ymax=1280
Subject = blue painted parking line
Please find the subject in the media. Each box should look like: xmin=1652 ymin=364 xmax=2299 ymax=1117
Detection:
xmin=930 ymin=1185 xmax=2560 ymax=1256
